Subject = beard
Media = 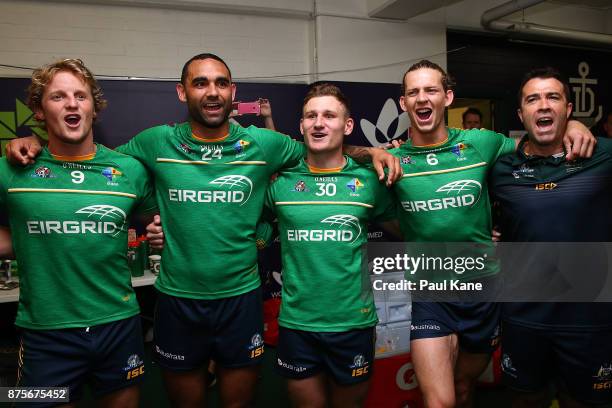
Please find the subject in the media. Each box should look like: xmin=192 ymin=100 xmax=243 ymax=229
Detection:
xmin=187 ymin=98 xmax=232 ymax=129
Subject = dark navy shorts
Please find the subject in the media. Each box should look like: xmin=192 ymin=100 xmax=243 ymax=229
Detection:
xmin=153 ymin=287 xmax=264 ymax=371
xmin=410 ymin=302 xmax=500 ymax=354
xmin=18 ymin=315 xmax=144 ymax=407
xmin=275 ymin=326 xmax=375 ymax=385
xmin=501 ymin=321 xmax=612 ymax=405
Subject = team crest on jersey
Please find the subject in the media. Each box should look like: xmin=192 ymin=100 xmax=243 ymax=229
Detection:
xmin=32 ymin=166 xmax=55 ymax=178
xmin=177 ymin=143 xmax=193 ymax=154
xmin=349 ymin=354 xmax=369 ymax=377
xmin=102 ymin=167 xmax=122 ymax=185
xmin=346 ymin=178 xmax=364 ymax=195
xmin=248 ymin=333 xmax=265 ymax=358
xmin=501 ymin=353 xmax=517 ymax=378
xmin=292 ymin=180 xmax=308 ymax=192
xmin=593 ymin=363 xmax=612 ymax=391
xmin=123 ymin=354 xmax=144 ymax=380
xmin=401 ymin=156 xmax=413 ymax=165
xmin=451 ymin=143 xmax=467 ymax=161
xmin=234 ymin=139 xmax=250 ymax=154
xmin=512 ymin=163 xmax=535 ymax=179
xmin=564 ymin=160 xmax=583 ymax=174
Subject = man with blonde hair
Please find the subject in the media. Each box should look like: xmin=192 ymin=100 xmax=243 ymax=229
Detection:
xmin=0 ymin=59 xmax=156 ymax=407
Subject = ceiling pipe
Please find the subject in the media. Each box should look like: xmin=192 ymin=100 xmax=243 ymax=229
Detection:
xmin=481 ymin=0 xmax=612 ymax=47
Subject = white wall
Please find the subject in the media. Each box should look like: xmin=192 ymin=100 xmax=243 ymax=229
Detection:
xmin=0 ymin=0 xmax=606 ymax=83
xmin=0 ymin=0 xmax=446 ymax=84
xmin=0 ymin=0 xmax=311 ymax=81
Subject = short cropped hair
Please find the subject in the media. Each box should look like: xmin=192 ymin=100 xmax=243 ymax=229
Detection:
xmin=402 ymin=59 xmax=455 ymax=94
xmin=27 ymin=58 xmax=106 ymax=114
xmin=181 ymin=53 xmax=232 ymax=84
xmin=302 ymin=83 xmax=351 ymax=117
xmin=518 ymin=67 xmax=571 ymax=105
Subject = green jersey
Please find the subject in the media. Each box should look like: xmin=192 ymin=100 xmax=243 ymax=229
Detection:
xmin=0 ymin=145 xmax=155 ymax=329
xmin=117 ymin=122 xmax=305 ymax=299
xmin=264 ymin=157 xmax=395 ymax=331
xmin=390 ymin=128 xmax=515 ymax=279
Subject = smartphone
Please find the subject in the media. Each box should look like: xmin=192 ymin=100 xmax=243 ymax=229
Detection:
xmin=237 ymin=101 xmax=261 ymax=115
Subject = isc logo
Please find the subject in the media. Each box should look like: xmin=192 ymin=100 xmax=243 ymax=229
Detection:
xmin=126 ymin=366 xmax=144 ymax=380
xmin=250 ymin=346 xmax=264 ymax=358
xmin=593 ymin=381 xmax=612 ymax=390
xmin=535 ymin=182 xmax=557 ymax=190
xmin=351 ymin=366 xmax=369 ymax=377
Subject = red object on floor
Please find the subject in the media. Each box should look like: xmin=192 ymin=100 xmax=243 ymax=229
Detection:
xmin=365 ymin=352 xmax=424 ymax=408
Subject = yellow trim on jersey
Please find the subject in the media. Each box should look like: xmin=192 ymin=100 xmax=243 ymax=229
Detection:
xmin=157 ymin=158 xmax=267 ymax=165
xmin=402 ymin=162 xmax=487 ymax=178
xmin=192 ymin=133 xmax=228 ymax=142
xmin=8 ymin=188 xmax=136 ymax=198
xmin=226 ymin=161 xmax=267 ymax=165
xmin=276 ymin=201 xmax=373 ymax=208
xmin=307 ymin=164 xmax=343 ymax=173
xmin=157 ymin=158 xmax=211 ymax=165
xmin=50 ymin=151 xmax=96 ymax=161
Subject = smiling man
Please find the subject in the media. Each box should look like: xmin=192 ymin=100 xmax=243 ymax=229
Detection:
xmin=388 ymin=59 xmax=596 ymax=408
xmin=263 ymin=83 xmax=396 ymax=408
xmin=491 ymin=67 xmax=612 ymax=408
xmin=0 ymin=59 xmax=156 ymax=407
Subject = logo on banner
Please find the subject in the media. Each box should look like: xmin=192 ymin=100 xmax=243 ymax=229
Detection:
xmin=360 ymin=98 xmax=409 ymax=147
xmin=570 ymin=62 xmax=603 ymax=127
xmin=593 ymin=363 xmax=612 ymax=390
xmin=396 ymin=362 xmax=419 ymax=391
xmin=0 ymin=99 xmax=47 ymax=158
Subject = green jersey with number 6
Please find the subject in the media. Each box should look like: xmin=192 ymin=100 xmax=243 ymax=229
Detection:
xmin=264 ymin=157 xmax=395 ymax=331
xmin=0 ymin=145 xmax=156 ymax=329
xmin=117 ymin=122 xmax=305 ymax=299
xmin=390 ymin=128 xmax=515 ymax=278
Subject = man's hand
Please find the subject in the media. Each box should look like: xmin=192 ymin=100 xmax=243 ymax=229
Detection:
xmin=146 ymin=215 xmax=165 ymax=250
xmin=564 ymin=120 xmax=596 ymax=160
xmin=370 ymin=148 xmax=402 ymax=186
xmin=5 ymin=136 xmax=43 ymax=166
xmin=259 ymin=98 xmax=272 ymax=118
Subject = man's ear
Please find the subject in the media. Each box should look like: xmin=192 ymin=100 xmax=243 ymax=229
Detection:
xmin=176 ymin=83 xmax=187 ymax=103
xmin=344 ymin=117 xmax=354 ymax=136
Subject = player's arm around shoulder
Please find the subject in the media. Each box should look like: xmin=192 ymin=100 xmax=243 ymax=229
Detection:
xmin=247 ymin=125 xmax=306 ymax=170
xmin=115 ymin=124 xmax=170 ymax=165
xmin=110 ymin=152 xmax=158 ymax=218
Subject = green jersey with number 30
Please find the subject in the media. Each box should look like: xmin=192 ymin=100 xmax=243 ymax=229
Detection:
xmin=264 ymin=157 xmax=395 ymax=331
xmin=117 ymin=122 xmax=305 ymax=299
xmin=0 ymin=145 xmax=156 ymax=329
